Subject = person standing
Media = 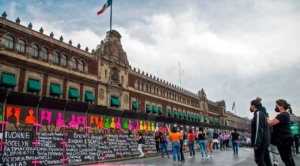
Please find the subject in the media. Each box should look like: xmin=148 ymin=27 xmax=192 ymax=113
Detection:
xmin=288 ymin=105 xmax=299 ymax=155
xmin=250 ymin=97 xmax=272 ymax=166
xmin=135 ymin=131 xmax=145 ymax=157
xmin=187 ymin=128 xmax=195 ymax=158
xmin=218 ymin=132 xmax=225 ymax=150
xmin=268 ymin=99 xmax=295 ymax=166
xmin=177 ymin=126 xmax=185 ymax=162
xmin=213 ymin=131 xmax=219 ymax=151
xmin=154 ymin=132 xmax=160 ymax=155
xmin=224 ymin=132 xmax=230 ymax=148
xmin=197 ymin=127 xmax=210 ymax=160
xmin=158 ymin=132 xmax=169 ymax=158
xmin=206 ymin=126 xmax=214 ymax=158
xmin=230 ymin=129 xmax=240 ymax=155
xmin=168 ymin=126 xmax=181 ymax=163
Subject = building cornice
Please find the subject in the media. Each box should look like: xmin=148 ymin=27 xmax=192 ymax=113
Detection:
xmin=0 ymin=18 xmax=95 ymax=60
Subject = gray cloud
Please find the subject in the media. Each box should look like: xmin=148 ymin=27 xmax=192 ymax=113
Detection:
xmin=1 ymin=0 xmax=299 ymax=117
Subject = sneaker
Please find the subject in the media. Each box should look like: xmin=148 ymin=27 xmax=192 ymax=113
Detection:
xmin=188 ymin=156 xmax=193 ymax=159
xmin=202 ymin=157 xmax=206 ymax=160
xmin=273 ymin=161 xmax=278 ymax=166
xmin=172 ymin=161 xmax=176 ymax=164
xmin=206 ymin=157 xmax=210 ymax=160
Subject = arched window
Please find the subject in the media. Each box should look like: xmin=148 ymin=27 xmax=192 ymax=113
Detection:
xmin=71 ymin=58 xmax=77 ymax=69
xmin=52 ymin=51 xmax=60 ymax=64
xmin=16 ymin=39 xmax=26 ymax=53
xmin=31 ymin=44 xmax=39 ymax=57
xmin=5 ymin=35 xmax=14 ymax=49
xmin=78 ymin=60 xmax=84 ymax=71
xmin=40 ymin=47 xmax=48 ymax=60
xmin=61 ymin=54 xmax=67 ymax=66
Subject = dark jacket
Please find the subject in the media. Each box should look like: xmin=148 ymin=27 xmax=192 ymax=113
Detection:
xmin=251 ymin=108 xmax=270 ymax=149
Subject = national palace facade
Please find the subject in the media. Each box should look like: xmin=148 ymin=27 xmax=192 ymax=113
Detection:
xmin=0 ymin=12 xmax=249 ymax=132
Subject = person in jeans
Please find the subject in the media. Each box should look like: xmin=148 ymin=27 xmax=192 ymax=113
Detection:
xmin=176 ymin=126 xmax=185 ymax=161
xmin=158 ymin=132 xmax=169 ymax=158
xmin=230 ymin=129 xmax=240 ymax=155
xmin=268 ymin=99 xmax=296 ymax=166
xmin=187 ymin=128 xmax=195 ymax=158
xmin=250 ymin=97 xmax=272 ymax=166
xmin=197 ymin=127 xmax=210 ymax=160
xmin=168 ymin=126 xmax=181 ymax=163
xmin=135 ymin=131 xmax=145 ymax=157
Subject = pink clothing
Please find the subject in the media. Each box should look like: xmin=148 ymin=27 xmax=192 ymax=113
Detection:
xmin=223 ymin=134 xmax=230 ymax=140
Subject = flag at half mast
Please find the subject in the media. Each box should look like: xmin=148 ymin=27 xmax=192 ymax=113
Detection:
xmin=97 ymin=0 xmax=112 ymax=15
xmin=232 ymin=101 xmax=235 ymax=110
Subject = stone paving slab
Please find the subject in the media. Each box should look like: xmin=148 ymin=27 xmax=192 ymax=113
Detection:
xmin=79 ymin=147 xmax=300 ymax=166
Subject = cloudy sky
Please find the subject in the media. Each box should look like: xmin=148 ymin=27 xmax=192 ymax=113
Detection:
xmin=1 ymin=0 xmax=300 ymax=118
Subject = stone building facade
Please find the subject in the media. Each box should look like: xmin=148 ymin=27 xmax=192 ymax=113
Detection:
xmin=0 ymin=12 xmax=249 ymax=132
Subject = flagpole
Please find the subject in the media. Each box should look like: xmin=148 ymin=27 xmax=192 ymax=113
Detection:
xmin=235 ymin=107 xmax=236 ymax=115
xmin=110 ymin=0 xmax=113 ymax=31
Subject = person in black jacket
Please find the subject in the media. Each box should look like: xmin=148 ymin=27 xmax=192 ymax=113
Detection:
xmin=250 ymin=97 xmax=272 ymax=166
xmin=268 ymin=99 xmax=295 ymax=166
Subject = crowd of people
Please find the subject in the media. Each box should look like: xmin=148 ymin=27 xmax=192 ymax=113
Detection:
xmin=136 ymin=125 xmax=247 ymax=163
xmin=134 ymin=97 xmax=299 ymax=166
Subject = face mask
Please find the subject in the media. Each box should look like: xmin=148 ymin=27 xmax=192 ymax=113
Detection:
xmin=249 ymin=107 xmax=254 ymax=112
xmin=275 ymin=107 xmax=280 ymax=112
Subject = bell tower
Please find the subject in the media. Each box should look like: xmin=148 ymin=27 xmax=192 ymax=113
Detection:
xmin=96 ymin=30 xmax=130 ymax=110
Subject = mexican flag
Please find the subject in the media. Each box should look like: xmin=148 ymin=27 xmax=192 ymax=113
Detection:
xmin=232 ymin=101 xmax=235 ymax=110
xmin=97 ymin=0 xmax=112 ymax=15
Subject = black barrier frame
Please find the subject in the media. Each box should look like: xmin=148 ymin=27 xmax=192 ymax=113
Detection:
xmin=88 ymin=104 xmax=107 ymax=115
xmin=5 ymin=91 xmax=40 ymax=131
xmin=106 ymin=108 xmax=122 ymax=117
xmin=136 ymin=112 xmax=148 ymax=120
xmin=121 ymin=110 xmax=137 ymax=119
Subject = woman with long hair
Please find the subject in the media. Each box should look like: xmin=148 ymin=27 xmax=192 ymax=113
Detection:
xmin=168 ymin=126 xmax=181 ymax=163
xmin=176 ymin=126 xmax=185 ymax=161
xmin=158 ymin=131 xmax=169 ymax=158
xmin=187 ymin=128 xmax=195 ymax=158
xmin=268 ymin=99 xmax=295 ymax=166
xmin=197 ymin=127 xmax=209 ymax=160
xmin=135 ymin=131 xmax=145 ymax=157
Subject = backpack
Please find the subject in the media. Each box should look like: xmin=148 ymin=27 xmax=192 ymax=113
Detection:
xmin=141 ymin=137 xmax=145 ymax=144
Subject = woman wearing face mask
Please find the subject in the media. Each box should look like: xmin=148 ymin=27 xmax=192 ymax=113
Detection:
xmin=268 ymin=99 xmax=295 ymax=166
xmin=250 ymin=97 xmax=272 ymax=166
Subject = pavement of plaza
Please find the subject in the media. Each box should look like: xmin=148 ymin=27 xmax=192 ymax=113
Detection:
xmin=79 ymin=147 xmax=300 ymax=166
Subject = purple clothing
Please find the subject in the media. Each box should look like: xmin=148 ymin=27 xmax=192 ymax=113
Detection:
xmin=223 ymin=134 xmax=230 ymax=140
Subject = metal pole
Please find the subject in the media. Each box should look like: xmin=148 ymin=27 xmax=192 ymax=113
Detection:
xmin=110 ymin=0 xmax=113 ymax=31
